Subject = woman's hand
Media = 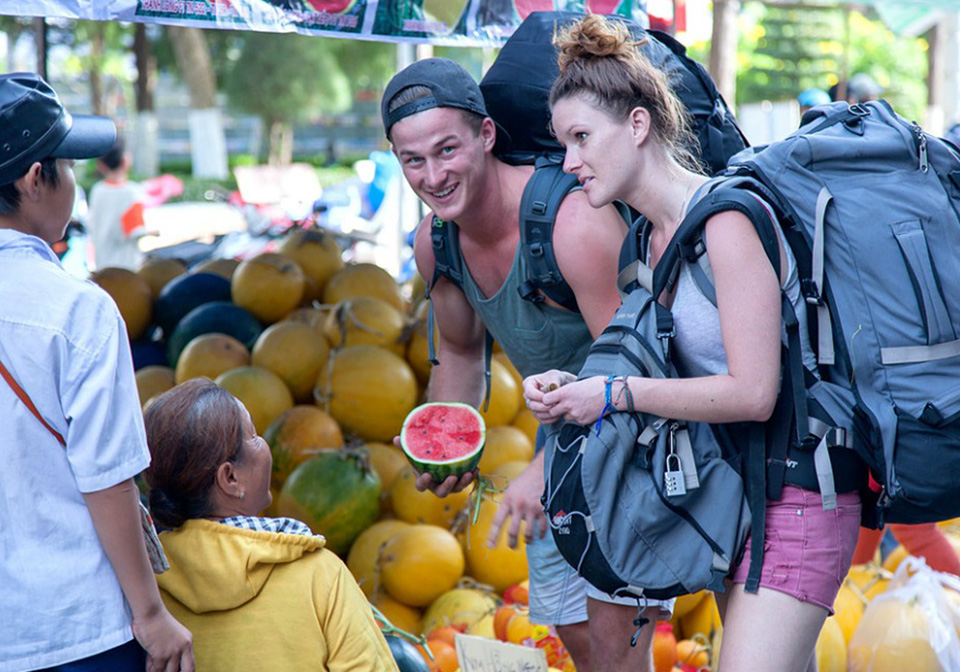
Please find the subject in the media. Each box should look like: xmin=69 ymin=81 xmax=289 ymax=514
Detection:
xmin=539 ymin=376 xmax=610 ymax=426
xmin=522 ymin=370 xmax=577 ymax=423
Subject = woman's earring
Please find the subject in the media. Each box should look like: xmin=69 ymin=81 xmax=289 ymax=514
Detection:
xmin=239 ymin=491 xmax=245 ymax=500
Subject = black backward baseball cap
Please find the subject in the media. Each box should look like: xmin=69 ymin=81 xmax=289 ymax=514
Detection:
xmin=381 ymin=58 xmax=503 ymax=142
xmin=0 ymin=72 xmax=117 ymax=186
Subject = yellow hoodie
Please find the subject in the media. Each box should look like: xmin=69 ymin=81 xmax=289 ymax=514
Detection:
xmin=157 ymin=519 xmax=399 ymax=672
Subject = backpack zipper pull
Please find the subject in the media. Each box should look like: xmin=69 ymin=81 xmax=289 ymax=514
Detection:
xmin=914 ymin=123 xmax=929 ymax=173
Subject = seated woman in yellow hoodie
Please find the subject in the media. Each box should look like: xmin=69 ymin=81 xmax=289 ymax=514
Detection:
xmin=143 ymin=378 xmax=399 ymax=672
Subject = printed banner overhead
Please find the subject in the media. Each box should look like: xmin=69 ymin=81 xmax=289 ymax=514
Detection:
xmin=6 ymin=1 xmax=649 ymax=47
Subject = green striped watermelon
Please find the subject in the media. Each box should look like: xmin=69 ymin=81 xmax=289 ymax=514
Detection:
xmin=276 ymin=447 xmax=380 ymax=556
xmin=399 ymin=402 xmax=485 ymax=482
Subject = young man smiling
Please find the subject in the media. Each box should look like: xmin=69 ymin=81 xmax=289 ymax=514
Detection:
xmin=382 ymin=58 xmax=670 ymax=672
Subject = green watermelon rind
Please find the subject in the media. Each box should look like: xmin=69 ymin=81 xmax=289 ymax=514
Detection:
xmin=399 ymin=402 xmax=486 ymax=482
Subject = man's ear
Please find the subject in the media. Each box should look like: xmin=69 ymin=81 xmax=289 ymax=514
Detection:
xmin=15 ymin=162 xmax=45 ymax=202
xmin=480 ymin=117 xmax=497 ymax=152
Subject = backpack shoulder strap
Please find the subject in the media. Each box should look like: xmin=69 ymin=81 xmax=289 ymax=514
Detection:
xmin=425 ymin=215 xmax=495 ymax=412
xmin=518 ymin=158 xmax=584 ymax=312
xmin=652 ymin=182 xmax=782 ymax=301
xmin=426 ymin=215 xmax=464 ymax=367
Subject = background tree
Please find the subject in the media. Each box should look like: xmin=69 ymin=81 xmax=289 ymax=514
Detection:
xmin=224 ymin=32 xmax=351 ymax=165
xmin=167 ymin=26 xmax=229 ymax=178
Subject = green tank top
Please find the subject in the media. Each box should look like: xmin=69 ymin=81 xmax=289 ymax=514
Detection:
xmin=454 ymin=241 xmax=593 ymax=380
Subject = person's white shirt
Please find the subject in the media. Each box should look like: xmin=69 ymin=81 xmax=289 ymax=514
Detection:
xmin=0 ymin=229 xmax=151 ymax=671
xmin=86 ymin=178 xmax=147 ymax=270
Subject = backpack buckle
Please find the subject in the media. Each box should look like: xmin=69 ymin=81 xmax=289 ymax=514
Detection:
xmin=529 ymin=242 xmax=545 ymax=258
xmin=532 ymin=200 xmax=548 ymax=216
xmin=801 ymin=279 xmax=823 ymax=306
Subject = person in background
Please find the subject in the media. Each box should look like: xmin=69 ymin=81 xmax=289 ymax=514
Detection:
xmin=143 ymin=378 xmax=399 ymax=672
xmin=829 ymin=73 xmax=883 ymax=105
xmin=852 ymin=523 xmax=960 ymax=576
xmin=797 ymin=88 xmax=831 ymax=115
xmin=0 ymin=72 xmax=193 ymax=672
xmin=526 ymin=16 xmax=863 ymax=672
xmin=86 ymin=136 xmax=150 ymax=269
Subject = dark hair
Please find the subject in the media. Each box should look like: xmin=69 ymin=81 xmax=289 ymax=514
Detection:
xmin=387 ymin=84 xmax=485 ymax=138
xmin=549 ymin=14 xmax=700 ymax=173
xmin=143 ymin=378 xmax=246 ymax=529
xmin=0 ymin=158 xmax=62 ymax=215
xmin=98 ymin=136 xmax=125 ymax=172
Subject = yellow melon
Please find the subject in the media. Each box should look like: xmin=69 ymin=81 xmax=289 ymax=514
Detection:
xmin=231 ymin=252 xmax=305 ymax=323
xmin=380 ymin=525 xmax=466 ymax=607
xmin=420 ymin=588 xmax=498 ymax=635
xmin=849 ymin=596 xmax=942 ymax=672
xmin=815 ymin=615 xmax=847 ymax=672
xmin=480 ymin=358 xmax=522 ymax=427
xmin=252 ymin=321 xmax=331 ymax=402
xmin=174 ymin=332 xmax=250 ymax=384
xmin=347 ymin=519 xmax=411 ymax=598
xmin=283 ymin=306 xmax=332 ymax=340
xmin=276 ymin=228 xmax=344 ymax=301
xmin=324 ymin=297 xmax=407 ymax=356
xmin=323 ymin=263 xmax=406 ymax=313
xmin=135 ymin=365 xmax=176 ymax=408
xmin=405 ymin=316 xmax=435 ymax=386
xmin=463 ymin=497 xmax=529 ymax=592
xmin=834 ymin=582 xmax=866 ymax=645
xmin=390 ymin=466 xmax=471 ymax=528
xmin=215 ymin=365 xmax=294 ymax=433
xmin=90 ymin=267 xmax=153 ymax=340
xmin=193 ymin=257 xmax=240 ymax=281
xmin=847 ymin=563 xmax=892 ymax=602
xmin=488 ymin=460 xmax=532 ymax=489
xmin=137 ymin=257 xmax=187 ymax=298
xmin=315 ymin=345 xmax=419 ymax=442
xmin=367 ymin=442 xmax=410 ymax=494
xmin=882 ymin=545 xmax=909 ymax=574
xmin=493 ymin=352 xmax=523 ymax=390
xmin=679 ymin=591 xmax=721 ymax=640
xmin=511 ymin=409 xmax=539 ymax=447
xmin=371 ymin=592 xmax=423 ymax=634
xmin=477 ymin=426 xmax=534 ymax=474
xmin=263 ymin=405 xmax=343 ymax=489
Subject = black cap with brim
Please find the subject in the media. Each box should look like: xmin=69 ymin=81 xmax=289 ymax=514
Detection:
xmin=381 ymin=57 xmax=510 ymax=148
xmin=0 ymin=73 xmax=117 ymax=186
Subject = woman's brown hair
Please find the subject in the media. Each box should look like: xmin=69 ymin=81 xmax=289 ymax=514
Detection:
xmin=549 ymin=14 xmax=701 ymax=173
xmin=143 ymin=378 xmax=246 ymax=528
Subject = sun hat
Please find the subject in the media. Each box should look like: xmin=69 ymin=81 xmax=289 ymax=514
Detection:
xmin=0 ymin=72 xmax=116 ymax=186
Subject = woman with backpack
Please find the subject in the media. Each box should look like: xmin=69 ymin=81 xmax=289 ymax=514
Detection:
xmin=523 ymin=15 xmax=862 ymax=672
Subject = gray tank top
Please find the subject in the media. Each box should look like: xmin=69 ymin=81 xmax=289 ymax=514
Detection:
xmin=455 ymin=244 xmax=593 ymax=380
xmin=670 ymin=198 xmax=816 ymax=378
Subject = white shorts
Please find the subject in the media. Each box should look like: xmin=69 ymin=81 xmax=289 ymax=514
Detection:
xmin=525 ymin=531 xmax=675 ymax=626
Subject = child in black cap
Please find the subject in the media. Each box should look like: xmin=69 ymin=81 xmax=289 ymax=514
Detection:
xmin=0 ymin=73 xmax=194 ymax=672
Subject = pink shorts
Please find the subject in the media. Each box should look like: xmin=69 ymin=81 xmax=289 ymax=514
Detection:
xmin=731 ymin=485 xmax=862 ymax=613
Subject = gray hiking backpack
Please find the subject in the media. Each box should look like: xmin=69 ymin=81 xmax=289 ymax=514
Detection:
xmin=658 ymin=100 xmax=960 ymax=529
xmin=541 ymin=272 xmax=751 ymax=605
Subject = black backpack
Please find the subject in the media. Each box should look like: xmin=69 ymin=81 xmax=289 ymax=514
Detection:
xmin=428 ymin=10 xmax=748 ymax=313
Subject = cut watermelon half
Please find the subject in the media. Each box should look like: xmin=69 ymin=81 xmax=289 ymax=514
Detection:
xmin=400 ymin=402 xmax=485 ymax=482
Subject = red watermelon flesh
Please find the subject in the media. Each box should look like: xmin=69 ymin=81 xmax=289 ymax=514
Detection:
xmin=400 ymin=402 xmax=485 ymax=481
xmin=586 ymin=0 xmax=622 ymax=14
xmin=304 ymin=0 xmax=355 ymax=13
xmin=512 ymin=0 xmax=554 ymax=20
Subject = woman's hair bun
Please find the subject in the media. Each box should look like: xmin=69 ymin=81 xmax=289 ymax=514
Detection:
xmin=149 ymin=488 xmax=186 ymax=530
xmin=555 ymin=14 xmax=636 ymax=74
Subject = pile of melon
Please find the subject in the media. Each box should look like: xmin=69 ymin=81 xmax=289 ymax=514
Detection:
xmin=95 ymin=226 xmax=553 ymax=670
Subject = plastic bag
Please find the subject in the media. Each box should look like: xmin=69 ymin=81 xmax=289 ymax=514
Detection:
xmin=849 ymin=556 xmax=960 ymax=672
